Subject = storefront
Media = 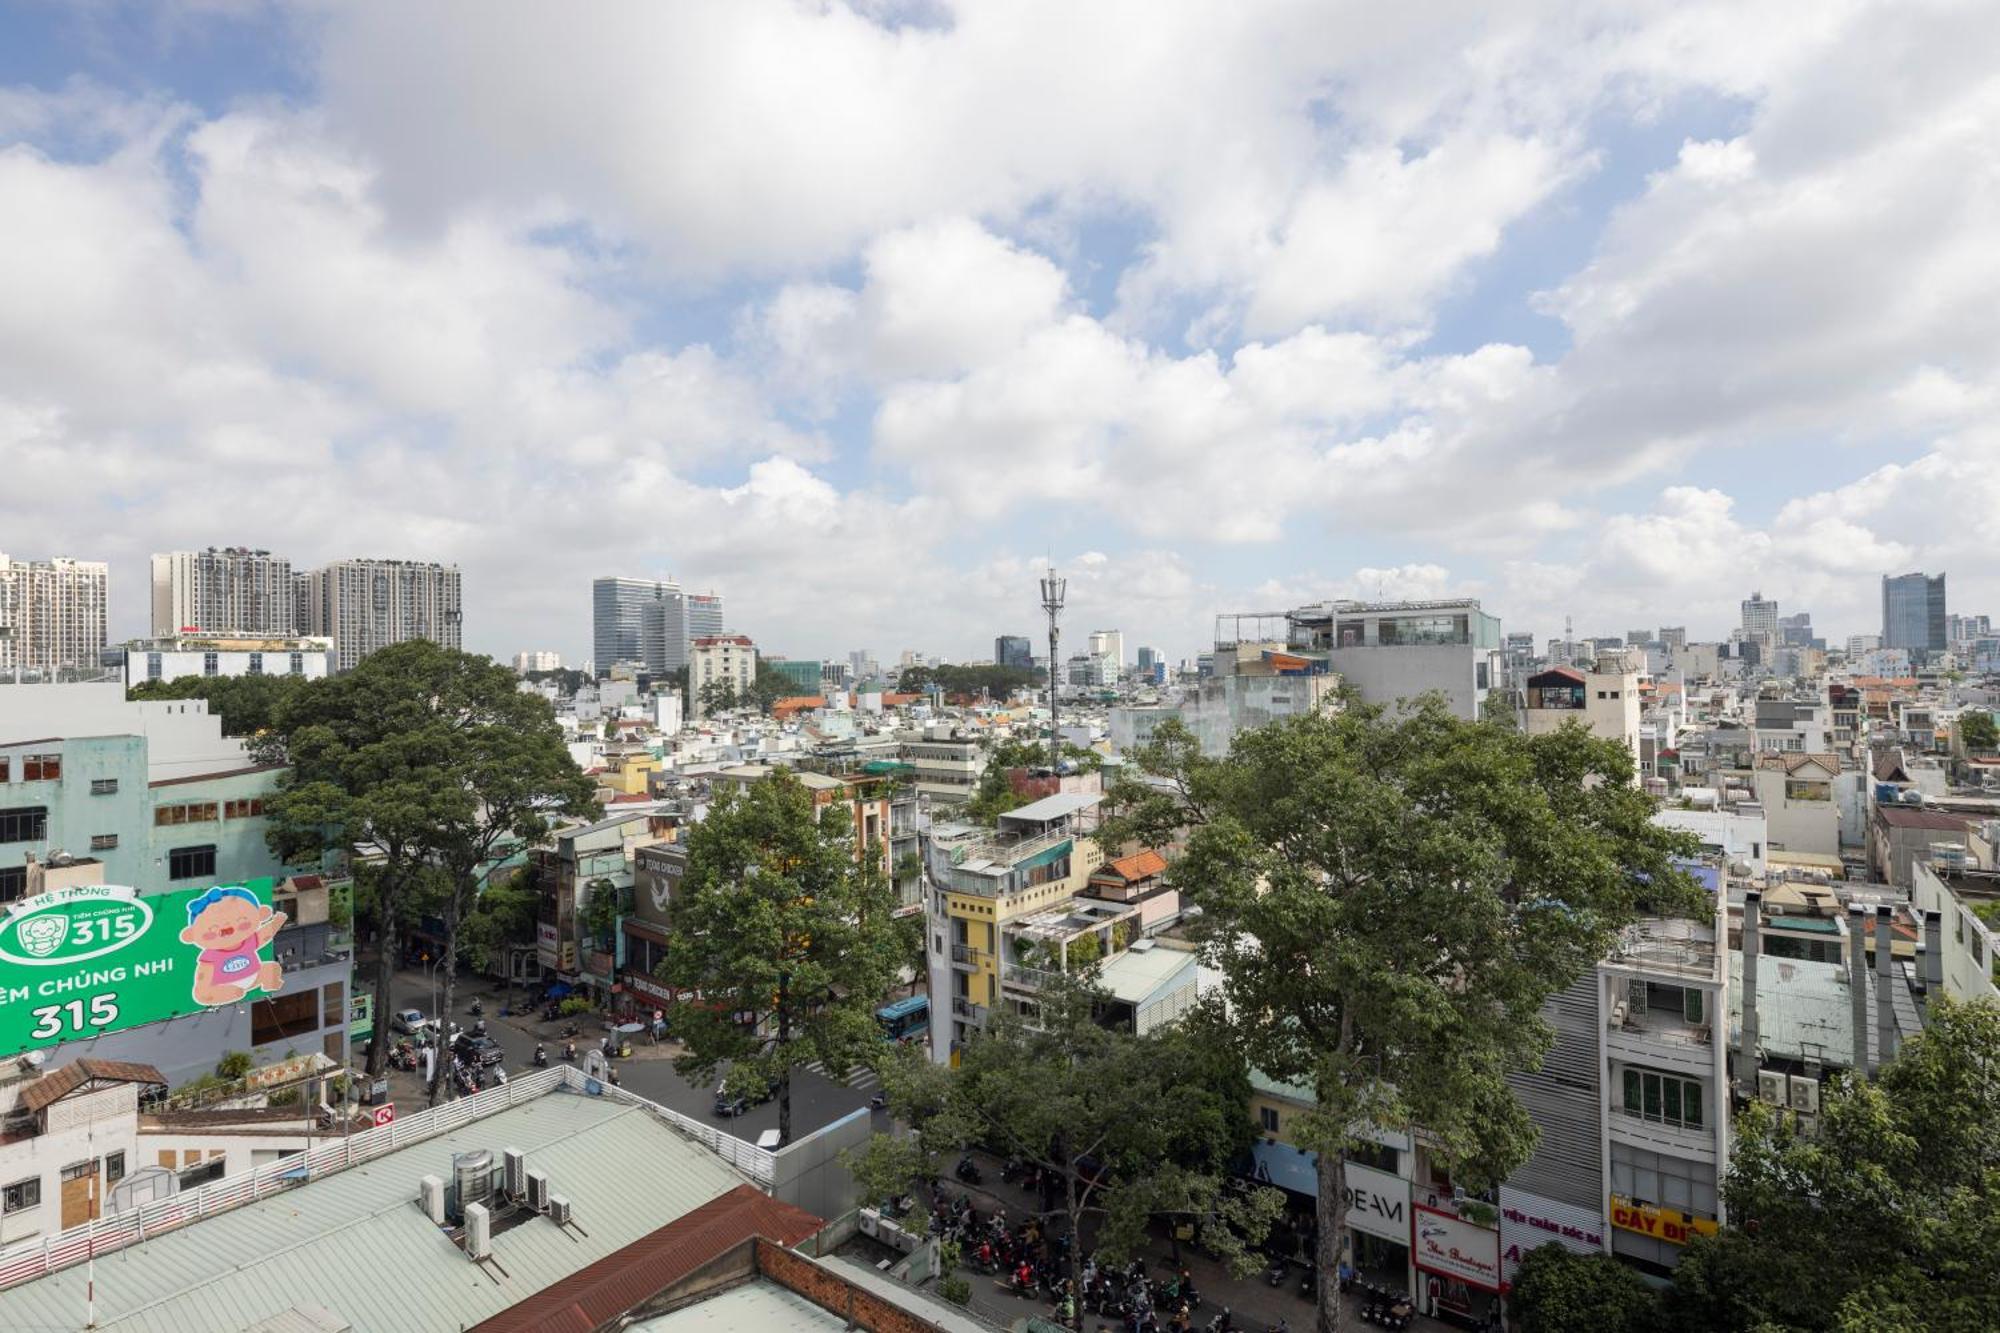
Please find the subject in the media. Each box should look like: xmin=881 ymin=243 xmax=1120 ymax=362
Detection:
xmin=1499 ymin=1187 xmax=1606 ymax=1288
xmin=1342 ymin=1161 xmax=1413 ymax=1296
xmin=1413 ymin=1202 xmax=1504 ymax=1325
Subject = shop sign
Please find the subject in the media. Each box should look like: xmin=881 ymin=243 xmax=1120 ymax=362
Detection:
xmin=1342 ymin=1162 xmax=1411 ymax=1244
xmin=1499 ymin=1187 xmax=1604 ymax=1282
xmin=1413 ymin=1203 xmax=1502 ymax=1292
xmin=0 ymin=881 xmax=282 ymax=1056
xmin=536 ymin=921 xmax=560 ymax=967
xmin=621 ymin=972 xmax=674 ymax=1004
xmin=1609 ymin=1194 xmax=1718 ymax=1246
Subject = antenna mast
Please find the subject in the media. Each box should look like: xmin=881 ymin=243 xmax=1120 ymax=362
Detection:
xmin=1040 ymin=567 xmax=1067 ymax=772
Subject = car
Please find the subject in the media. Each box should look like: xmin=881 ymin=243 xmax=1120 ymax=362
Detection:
xmin=454 ymin=1034 xmax=506 ymax=1068
xmin=713 ymin=1086 xmax=751 ymax=1117
xmin=392 ymin=1009 xmax=434 ymax=1036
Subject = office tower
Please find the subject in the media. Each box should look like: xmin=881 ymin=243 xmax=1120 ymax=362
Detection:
xmin=1778 ymin=611 xmax=1816 ymax=648
xmin=994 ymin=635 xmax=1032 ymax=669
xmin=1626 ymin=629 xmax=1651 ymax=646
xmin=1882 ymin=572 xmax=1947 ymax=659
xmin=593 ymin=577 xmax=680 ymax=677
xmin=1658 ymin=627 xmax=1688 ymax=653
xmin=684 ymin=592 xmax=723 ymax=646
xmin=0 ymin=554 xmax=109 ymax=675
xmin=1846 ymin=633 xmax=1883 ymax=658
xmin=1137 ymin=646 xmax=1158 ymax=671
xmin=149 ymin=548 xmax=294 ymax=636
xmin=1740 ymin=592 xmax=1779 ymax=642
xmin=296 ymin=559 xmax=462 ymax=672
xmin=1088 ymin=629 xmax=1124 ymax=679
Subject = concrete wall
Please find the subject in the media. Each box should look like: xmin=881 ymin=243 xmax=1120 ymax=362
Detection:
xmin=1324 ymin=644 xmax=1490 ymax=720
xmin=769 ymin=1107 xmax=871 ymax=1223
xmin=0 ymin=1084 xmax=140 ymax=1245
xmin=0 ymin=734 xmax=151 ymax=886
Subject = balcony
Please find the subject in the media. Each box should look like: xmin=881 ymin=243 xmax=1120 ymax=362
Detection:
xmin=952 ymin=997 xmax=986 ymax=1021
xmin=950 ymin=945 xmax=989 ymax=968
xmin=1002 ymin=961 xmax=1064 ymax=991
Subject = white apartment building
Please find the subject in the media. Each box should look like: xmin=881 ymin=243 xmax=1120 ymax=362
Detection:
xmin=294 ymin=559 xmax=462 ymax=672
xmin=1279 ymin=598 xmax=1503 ymax=720
xmin=148 ymin=548 xmax=293 ymax=637
xmin=900 ymin=725 xmax=984 ymax=803
xmin=688 ymin=634 xmax=755 ymax=718
xmin=1088 ymin=629 xmax=1124 ymax=681
xmin=1523 ymin=650 xmax=1642 ymax=769
xmin=513 ymin=650 xmax=562 ymax=673
xmin=117 ymin=635 xmax=335 ymax=689
xmin=0 ymin=555 xmax=109 ymax=676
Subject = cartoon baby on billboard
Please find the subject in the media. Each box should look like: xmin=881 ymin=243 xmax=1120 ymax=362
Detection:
xmin=178 ymin=887 xmax=287 ymax=1006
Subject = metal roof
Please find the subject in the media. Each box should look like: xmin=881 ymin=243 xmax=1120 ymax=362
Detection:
xmin=998 ymin=790 xmax=1102 ymax=824
xmin=631 ymin=1280 xmax=846 ymax=1330
xmin=1093 ymin=945 xmax=1198 ymax=1005
xmin=0 ymin=1093 xmax=749 ymax=1333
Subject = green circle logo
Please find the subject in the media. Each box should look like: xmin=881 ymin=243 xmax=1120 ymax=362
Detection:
xmin=0 ymin=889 xmax=154 ymax=966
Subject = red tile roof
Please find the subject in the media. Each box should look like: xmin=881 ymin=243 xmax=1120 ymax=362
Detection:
xmin=21 ymin=1059 xmax=167 ymax=1113
xmin=1096 ymin=849 xmax=1168 ymax=883
xmin=1874 ymin=806 xmax=1973 ymax=832
xmin=466 ymin=1184 xmax=822 ymax=1333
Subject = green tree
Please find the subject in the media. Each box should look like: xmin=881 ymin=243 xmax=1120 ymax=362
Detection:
xmin=460 ymin=866 xmax=540 ymax=982
xmin=1960 ymin=710 xmax=1998 ymax=752
xmin=966 ymin=737 xmax=1102 ymax=826
xmin=749 ymin=663 xmax=797 ymax=713
xmin=577 ymin=876 xmax=623 ymax=947
xmin=856 ymin=978 xmax=1279 ymax=1324
xmin=697 ymin=678 xmax=738 ymax=715
xmin=659 ymin=769 xmax=902 ymax=1144
xmin=1668 ymin=995 xmax=2000 ymax=1332
xmin=129 ymin=672 xmax=311 ymax=739
xmin=1509 ymin=1245 xmax=1661 ymax=1333
xmin=262 ymin=641 xmax=594 ymax=1086
xmin=1099 ymin=702 xmax=1703 ymax=1333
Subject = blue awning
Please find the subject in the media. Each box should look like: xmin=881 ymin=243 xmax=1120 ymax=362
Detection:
xmin=1247 ymin=1140 xmax=1319 ymax=1198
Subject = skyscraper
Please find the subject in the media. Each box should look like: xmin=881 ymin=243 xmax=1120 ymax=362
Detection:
xmin=994 ymin=635 xmax=1032 ymax=668
xmin=150 ymin=548 xmax=294 ymax=636
xmin=1882 ymin=571 xmax=1947 ymax=659
xmin=0 ymin=553 xmax=108 ymax=675
xmin=1740 ymin=592 xmax=1778 ymax=642
xmin=592 ymin=576 xmax=680 ymax=677
xmin=296 ymin=559 xmax=462 ymax=672
xmin=1088 ymin=629 xmax=1124 ymax=680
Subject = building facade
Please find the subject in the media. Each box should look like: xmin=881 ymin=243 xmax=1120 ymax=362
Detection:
xmin=994 ymin=635 xmax=1032 ymax=669
xmin=1282 ymin=598 xmax=1503 ymax=720
xmin=0 ymin=555 xmax=108 ymax=677
xmin=295 ymin=559 xmax=462 ymax=672
xmin=689 ymin=634 xmax=756 ymax=718
xmin=592 ymin=577 xmax=680 ymax=677
xmin=512 ymin=650 xmax=562 ymax=674
xmin=115 ymin=636 xmax=334 ymax=689
xmin=148 ymin=549 xmax=294 ymax=637
xmin=1881 ymin=571 xmax=1947 ymax=660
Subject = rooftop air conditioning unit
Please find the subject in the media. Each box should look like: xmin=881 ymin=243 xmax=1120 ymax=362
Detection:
xmin=525 ymin=1169 xmax=549 ymax=1213
xmin=1757 ymin=1070 xmax=1788 ymax=1106
xmin=503 ymin=1148 xmax=527 ymax=1199
xmin=1788 ymin=1075 xmax=1820 ymax=1114
xmin=418 ymin=1175 xmax=446 ymax=1224
xmin=548 ymin=1195 xmax=572 ymax=1227
xmin=464 ymin=1202 xmax=491 ymax=1260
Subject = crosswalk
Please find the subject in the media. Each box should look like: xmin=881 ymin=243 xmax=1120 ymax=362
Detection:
xmin=796 ymin=1058 xmax=881 ymax=1092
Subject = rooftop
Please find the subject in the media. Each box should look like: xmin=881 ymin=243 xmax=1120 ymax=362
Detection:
xmin=0 ymin=1091 xmax=752 ymax=1333
xmin=1093 ymin=943 xmax=1198 ymax=1004
xmin=998 ymin=790 xmax=1102 ymax=825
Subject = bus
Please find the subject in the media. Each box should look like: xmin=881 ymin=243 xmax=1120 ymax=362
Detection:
xmin=876 ymin=994 xmax=929 ymax=1044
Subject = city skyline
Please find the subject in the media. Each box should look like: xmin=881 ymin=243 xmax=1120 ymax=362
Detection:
xmin=3 ymin=4 xmax=1997 ymax=667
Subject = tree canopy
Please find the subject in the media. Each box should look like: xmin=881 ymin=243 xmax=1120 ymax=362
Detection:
xmin=897 ymin=662 xmax=1041 ymax=698
xmin=1099 ymin=698 xmax=1704 ymax=1333
xmin=1508 ymin=1245 xmax=1662 ymax=1333
xmin=965 ymin=737 xmax=1102 ymax=825
xmin=659 ymin=769 xmax=902 ymax=1143
xmin=1959 ymin=709 xmax=1998 ymax=752
xmin=1669 ymin=995 xmax=2000 ymax=1332
xmin=129 ymin=672 xmax=310 ymax=739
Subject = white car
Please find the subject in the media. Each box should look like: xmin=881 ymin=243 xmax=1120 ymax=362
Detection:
xmin=392 ymin=1009 xmax=435 ymax=1036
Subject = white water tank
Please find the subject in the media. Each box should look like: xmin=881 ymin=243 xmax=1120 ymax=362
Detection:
xmin=453 ymin=1150 xmax=494 ymax=1211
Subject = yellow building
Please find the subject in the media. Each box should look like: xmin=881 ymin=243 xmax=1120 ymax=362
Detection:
xmin=925 ymin=792 xmax=1109 ymax=1058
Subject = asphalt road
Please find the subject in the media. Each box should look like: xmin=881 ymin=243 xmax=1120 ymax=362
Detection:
xmin=380 ymin=968 xmax=886 ymax=1143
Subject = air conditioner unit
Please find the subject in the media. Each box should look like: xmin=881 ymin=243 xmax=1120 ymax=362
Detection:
xmin=464 ymin=1202 xmax=491 ymax=1260
xmin=418 ymin=1174 xmax=446 ymax=1224
xmin=1757 ymin=1070 xmax=1788 ymax=1106
xmin=503 ymin=1148 xmax=527 ymax=1199
xmin=1788 ymin=1075 xmax=1820 ymax=1114
xmin=548 ymin=1195 xmax=572 ymax=1227
xmin=525 ymin=1169 xmax=549 ymax=1213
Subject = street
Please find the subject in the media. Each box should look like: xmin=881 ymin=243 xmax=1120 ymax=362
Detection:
xmin=373 ymin=965 xmax=885 ymax=1141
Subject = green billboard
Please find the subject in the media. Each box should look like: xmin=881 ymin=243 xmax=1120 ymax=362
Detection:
xmin=0 ymin=880 xmax=285 ymax=1057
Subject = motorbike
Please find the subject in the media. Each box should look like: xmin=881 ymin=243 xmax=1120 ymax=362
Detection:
xmin=869 ymin=1090 xmax=887 ymax=1110
xmin=1300 ymin=1267 xmax=1315 ymax=1300
xmin=472 ymin=1018 xmax=488 ymax=1037
xmin=562 ymin=1040 xmax=578 ymax=1062
xmin=606 ymin=1065 xmax=620 ymax=1086
xmin=955 ymin=1155 xmax=982 ymax=1184
xmin=534 ymin=1043 xmax=548 ymax=1067
xmin=561 ymin=1021 xmax=580 ymax=1039
xmin=1359 ymin=1284 xmax=1387 ymax=1326
xmin=1205 ymin=1310 xmax=1236 ymax=1333
xmin=469 ymin=997 xmax=484 ymax=1017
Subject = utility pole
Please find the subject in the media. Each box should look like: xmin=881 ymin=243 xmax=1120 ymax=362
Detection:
xmin=1040 ymin=567 xmax=1066 ymax=772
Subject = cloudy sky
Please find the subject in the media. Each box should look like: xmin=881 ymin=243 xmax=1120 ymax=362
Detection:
xmin=3 ymin=1 xmax=1996 ymax=666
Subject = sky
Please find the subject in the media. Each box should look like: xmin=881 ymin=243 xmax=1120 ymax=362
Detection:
xmin=2 ymin=0 xmax=1997 ymax=668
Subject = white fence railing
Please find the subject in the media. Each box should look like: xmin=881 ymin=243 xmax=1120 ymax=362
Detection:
xmin=0 ymin=1063 xmax=778 ymax=1292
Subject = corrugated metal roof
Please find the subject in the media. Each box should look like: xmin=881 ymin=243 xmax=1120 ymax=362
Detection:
xmin=0 ymin=1093 xmax=749 ymax=1333
xmin=630 ymin=1279 xmax=845 ymax=1330
xmin=998 ymin=791 xmax=1102 ymax=824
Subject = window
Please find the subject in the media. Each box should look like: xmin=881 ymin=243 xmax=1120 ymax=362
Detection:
xmin=105 ymin=1153 xmax=125 ymax=1185
xmin=224 ymin=798 xmax=265 ymax=820
xmin=178 ymin=1157 xmax=225 ymax=1190
xmin=60 ymin=1160 xmax=96 ymax=1183
xmin=1259 ymin=1106 xmax=1281 ymax=1133
xmin=289 ymin=653 xmax=305 ymax=676
xmin=1621 ymin=1067 xmax=1705 ymax=1129
xmin=202 ymin=652 xmax=219 ymax=677
xmin=1683 ymin=988 xmax=1705 ymax=1025
xmin=322 ymin=980 xmax=345 ymax=1029
xmin=90 ymin=778 xmax=118 ymax=795
xmin=0 ymin=867 xmax=24 ymax=902
xmin=2 ymin=1178 xmax=39 ymax=1211
xmin=147 ymin=652 xmax=163 ymax=681
xmin=246 ymin=652 xmax=263 ymax=676
xmin=0 ymin=807 xmax=47 ymax=844
xmin=169 ymin=845 xmax=217 ymax=881
xmin=252 ymin=989 xmax=319 ymax=1045
xmin=22 ymin=755 xmax=60 ymax=782
xmin=89 ymin=834 xmax=118 ymax=851
xmin=155 ymin=802 xmax=219 ymax=827
xmin=0 ymin=758 xmax=8 ymax=781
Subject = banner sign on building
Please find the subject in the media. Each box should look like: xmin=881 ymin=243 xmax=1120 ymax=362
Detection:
xmin=1499 ymin=1187 xmax=1605 ymax=1283
xmin=0 ymin=881 xmax=283 ymax=1056
xmin=1413 ymin=1203 xmax=1503 ymax=1292
xmin=1343 ymin=1161 xmax=1412 ymax=1244
xmin=1609 ymin=1194 xmax=1718 ymax=1246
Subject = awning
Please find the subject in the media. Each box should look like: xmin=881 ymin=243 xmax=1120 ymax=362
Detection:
xmin=1246 ymin=1140 xmax=1319 ymax=1198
